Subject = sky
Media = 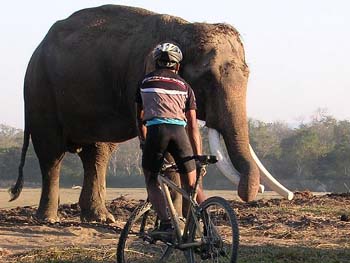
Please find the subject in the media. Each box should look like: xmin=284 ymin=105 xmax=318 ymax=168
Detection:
xmin=1 ymin=0 xmax=349 ymax=128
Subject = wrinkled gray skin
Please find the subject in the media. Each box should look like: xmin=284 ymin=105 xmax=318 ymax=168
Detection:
xmin=10 ymin=5 xmax=260 ymax=223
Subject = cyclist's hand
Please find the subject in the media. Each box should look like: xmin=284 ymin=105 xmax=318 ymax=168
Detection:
xmin=196 ymin=161 xmax=207 ymax=176
xmin=200 ymin=167 xmax=207 ymax=176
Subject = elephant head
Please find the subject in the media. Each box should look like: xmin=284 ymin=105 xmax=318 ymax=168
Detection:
xmin=142 ymin=22 xmax=285 ymax=202
xmin=177 ymin=24 xmax=260 ymax=202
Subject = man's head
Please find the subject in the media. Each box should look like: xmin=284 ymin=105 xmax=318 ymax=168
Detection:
xmin=153 ymin=42 xmax=183 ymax=71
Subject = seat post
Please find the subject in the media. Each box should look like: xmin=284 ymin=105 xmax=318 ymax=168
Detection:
xmin=159 ymin=176 xmax=183 ymax=241
xmin=190 ymin=167 xmax=202 ymax=204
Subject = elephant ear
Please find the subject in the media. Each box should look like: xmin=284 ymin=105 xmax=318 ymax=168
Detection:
xmin=143 ymin=51 xmax=156 ymax=75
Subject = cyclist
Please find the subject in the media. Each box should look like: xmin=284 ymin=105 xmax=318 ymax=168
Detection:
xmin=135 ymin=42 xmax=205 ymax=234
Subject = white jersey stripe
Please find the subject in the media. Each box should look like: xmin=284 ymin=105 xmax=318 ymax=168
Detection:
xmin=142 ymin=76 xmax=186 ymax=88
xmin=141 ymin=87 xmax=187 ymax=95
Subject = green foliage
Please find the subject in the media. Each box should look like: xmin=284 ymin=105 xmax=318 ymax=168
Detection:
xmin=280 ymin=128 xmax=325 ymax=178
xmin=316 ymin=120 xmax=350 ymax=180
xmin=0 ymin=124 xmax=23 ymax=149
xmin=249 ymin=110 xmax=350 ymax=192
xmin=249 ymin=119 xmax=292 ymax=174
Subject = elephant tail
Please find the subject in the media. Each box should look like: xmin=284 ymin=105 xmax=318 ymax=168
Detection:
xmin=8 ymin=123 xmax=30 ymax=202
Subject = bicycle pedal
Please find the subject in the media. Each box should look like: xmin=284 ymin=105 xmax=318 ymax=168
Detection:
xmin=200 ymin=251 xmax=222 ymax=260
xmin=148 ymin=231 xmax=174 ymax=244
xmin=143 ymin=235 xmax=155 ymax=244
xmin=200 ymin=253 xmax=211 ymax=260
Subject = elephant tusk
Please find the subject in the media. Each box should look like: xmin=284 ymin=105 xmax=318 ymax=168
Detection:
xmin=207 ymin=128 xmax=265 ymax=193
xmin=249 ymin=145 xmax=294 ymax=200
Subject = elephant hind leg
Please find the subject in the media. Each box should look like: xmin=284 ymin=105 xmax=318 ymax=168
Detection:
xmin=31 ymin=131 xmax=65 ymax=223
xmin=78 ymin=142 xmax=117 ymax=223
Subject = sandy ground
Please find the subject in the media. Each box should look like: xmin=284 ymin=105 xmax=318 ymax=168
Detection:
xmin=0 ymin=188 xmax=245 ymax=256
xmin=0 ymin=188 xmax=280 ymax=209
xmin=0 ymin=189 xmax=349 ymax=262
xmin=0 ymin=188 xmax=149 ymax=209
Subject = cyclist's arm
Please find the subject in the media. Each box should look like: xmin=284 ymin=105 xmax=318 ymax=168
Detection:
xmin=186 ymin=109 xmax=202 ymax=156
xmin=136 ymin=103 xmax=147 ymax=141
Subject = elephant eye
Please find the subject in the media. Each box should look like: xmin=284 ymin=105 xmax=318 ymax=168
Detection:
xmin=202 ymin=70 xmax=220 ymax=86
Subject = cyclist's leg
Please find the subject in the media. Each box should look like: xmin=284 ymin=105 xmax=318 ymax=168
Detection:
xmin=143 ymin=169 xmax=168 ymax=221
xmin=167 ymin=125 xmax=206 ymax=204
xmin=181 ymin=169 xmax=206 ymax=204
xmin=164 ymin=152 xmax=183 ymax=217
xmin=142 ymin=124 xmax=169 ymax=222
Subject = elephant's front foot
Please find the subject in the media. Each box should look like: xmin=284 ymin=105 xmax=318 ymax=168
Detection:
xmin=80 ymin=206 xmax=115 ymax=223
xmin=35 ymin=209 xmax=60 ymax=224
xmin=238 ymin=172 xmax=260 ymax=202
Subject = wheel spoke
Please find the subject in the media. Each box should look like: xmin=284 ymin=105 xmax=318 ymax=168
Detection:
xmin=117 ymin=202 xmax=190 ymax=262
xmin=187 ymin=197 xmax=239 ymax=262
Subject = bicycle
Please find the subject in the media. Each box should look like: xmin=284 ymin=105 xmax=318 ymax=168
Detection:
xmin=117 ymin=155 xmax=239 ymax=262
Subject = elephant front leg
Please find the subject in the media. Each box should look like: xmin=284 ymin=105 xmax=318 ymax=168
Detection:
xmin=78 ymin=143 xmax=117 ymax=223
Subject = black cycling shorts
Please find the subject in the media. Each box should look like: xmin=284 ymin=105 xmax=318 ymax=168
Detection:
xmin=142 ymin=124 xmax=196 ymax=174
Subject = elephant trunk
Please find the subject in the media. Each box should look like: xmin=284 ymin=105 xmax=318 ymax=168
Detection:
xmin=209 ymin=84 xmax=260 ymax=202
xmin=221 ymin=120 xmax=260 ymax=202
xmin=206 ymin=98 xmax=294 ymax=200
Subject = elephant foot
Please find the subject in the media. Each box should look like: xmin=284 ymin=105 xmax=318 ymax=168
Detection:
xmin=35 ymin=210 xmax=60 ymax=224
xmin=238 ymin=175 xmax=260 ymax=202
xmin=80 ymin=206 xmax=115 ymax=224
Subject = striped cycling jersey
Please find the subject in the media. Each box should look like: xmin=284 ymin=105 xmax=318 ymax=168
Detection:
xmin=135 ymin=69 xmax=197 ymax=125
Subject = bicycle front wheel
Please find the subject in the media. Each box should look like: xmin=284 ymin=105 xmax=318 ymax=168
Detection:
xmin=116 ymin=201 xmax=190 ymax=263
xmin=187 ymin=196 xmax=239 ymax=262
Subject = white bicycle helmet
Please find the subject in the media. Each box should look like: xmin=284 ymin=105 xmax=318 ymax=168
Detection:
xmin=153 ymin=42 xmax=183 ymax=68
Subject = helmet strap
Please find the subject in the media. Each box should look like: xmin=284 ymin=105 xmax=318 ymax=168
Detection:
xmin=174 ymin=63 xmax=180 ymax=74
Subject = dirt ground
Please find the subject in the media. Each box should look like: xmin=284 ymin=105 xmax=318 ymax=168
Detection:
xmin=0 ymin=190 xmax=349 ymax=262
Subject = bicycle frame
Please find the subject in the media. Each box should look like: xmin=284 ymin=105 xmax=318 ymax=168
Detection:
xmin=117 ymin=155 xmax=239 ymax=263
xmin=157 ymin=171 xmax=204 ymax=249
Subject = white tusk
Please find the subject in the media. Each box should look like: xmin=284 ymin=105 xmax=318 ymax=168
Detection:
xmin=197 ymin=120 xmax=206 ymax=128
xmin=249 ymin=145 xmax=294 ymax=200
xmin=208 ymin=128 xmax=264 ymax=193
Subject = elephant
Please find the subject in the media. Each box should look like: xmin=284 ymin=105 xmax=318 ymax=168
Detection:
xmin=10 ymin=5 xmax=291 ymax=223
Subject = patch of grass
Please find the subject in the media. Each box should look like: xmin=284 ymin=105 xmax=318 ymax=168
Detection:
xmin=256 ymin=204 xmax=348 ymax=219
xmin=6 ymin=244 xmax=350 ymax=263
xmin=6 ymin=246 xmax=116 ymax=263
xmin=239 ymin=245 xmax=350 ymax=263
xmin=296 ymin=206 xmax=347 ymax=217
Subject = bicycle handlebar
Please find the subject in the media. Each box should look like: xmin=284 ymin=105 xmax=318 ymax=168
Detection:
xmin=160 ymin=155 xmax=218 ymax=173
xmin=195 ymin=155 xmax=218 ymax=165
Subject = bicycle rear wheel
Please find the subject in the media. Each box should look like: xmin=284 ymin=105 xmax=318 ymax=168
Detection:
xmin=187 ymin=196 xmax=239 ymax=262
xmin=116 ymin=201 xmax=190 ymax=263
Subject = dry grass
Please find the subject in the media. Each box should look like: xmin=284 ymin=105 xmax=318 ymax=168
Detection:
xmin=6 ymin=244 xmax=350 ymax=263
xmin=6 ymin=246 xmax=116 ymax=263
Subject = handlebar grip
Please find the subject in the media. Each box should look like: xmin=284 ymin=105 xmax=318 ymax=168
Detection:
xmin=160 ymin=155 xmax=218 ymax=174
xmin=195 ymin=155 xmax=218 ymax=165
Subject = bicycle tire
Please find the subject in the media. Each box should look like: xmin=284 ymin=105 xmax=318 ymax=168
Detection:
xmin=116 ymin=201 xmax=190 ymax=263
xmin=187 ymin=196 xmax=239 ymax=262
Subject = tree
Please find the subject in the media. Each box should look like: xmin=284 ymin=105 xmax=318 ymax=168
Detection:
xmin=1 ymin=113 xmax=350 ymax=192
xmin=280 ymin=128 xmax=327 ymax=178
xmin=316 ymin=120 xmax=350 ymax=184
xmin=249 ymin=119 xmax=292 ymax=159
xmin=0 ymin=124 xmax=23 ymax=148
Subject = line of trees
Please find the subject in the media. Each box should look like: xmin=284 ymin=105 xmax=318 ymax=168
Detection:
xmin=248 ymin=110 xmax=350 ymax=192
xmin=0 ymin=110 xmax=349 ymax=192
